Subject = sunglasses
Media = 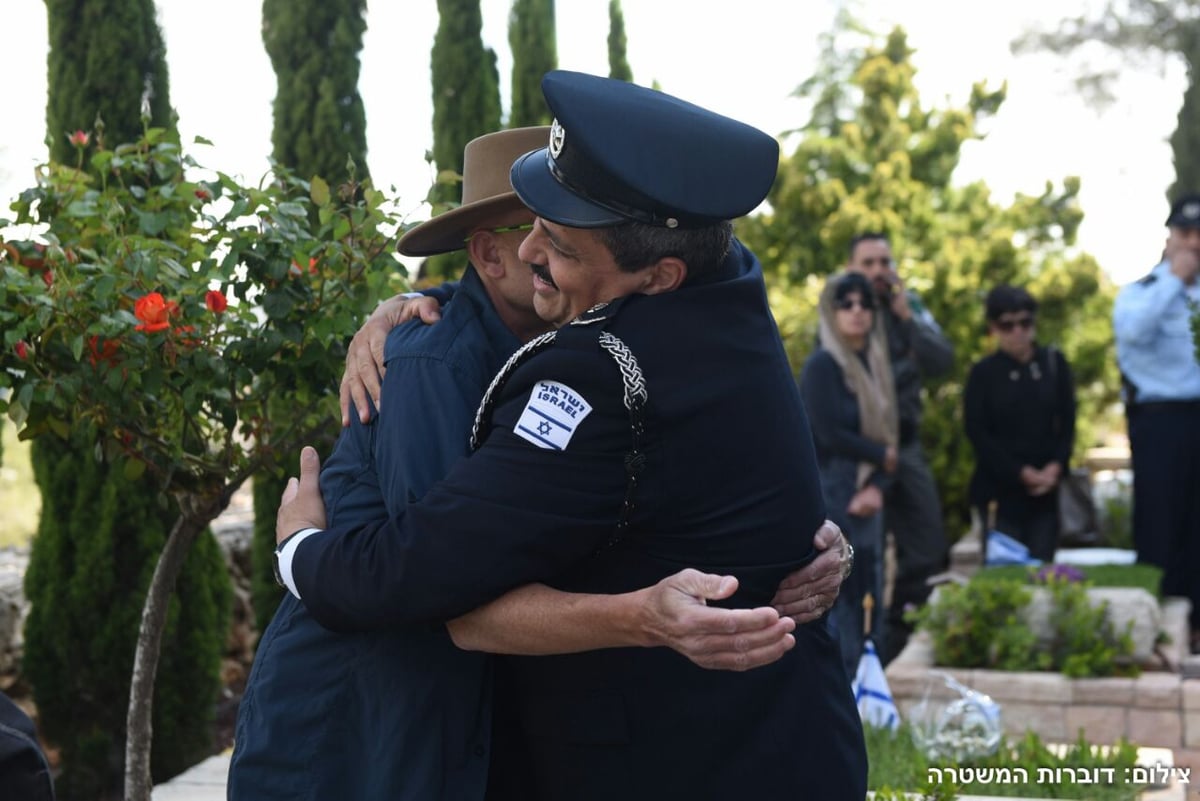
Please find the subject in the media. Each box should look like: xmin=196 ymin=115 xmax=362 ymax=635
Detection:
xmin=836 ymin=298 xmax=874 ymax=312
xmin=994 ymin=316 xmax=1035 ymax=332
xmin=464 ymin=223 xmax=534 ymax=243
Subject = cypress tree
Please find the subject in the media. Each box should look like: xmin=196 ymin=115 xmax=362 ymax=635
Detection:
xmin=431 ymin=0 xmax=501 ymax=205
xmin=1170 ymin=31 xmax=1200 ymax=198
xmin=45 ymin=0 xmax=174 ymax=160
xmin=423 ymin=0 xmax=501 ymax=280
xmin=24 ymin=436 xmax=230 ymax=800
xmin=607 ymin=0 xmax=633 ymax=82
xmin=254 ymin=0 xmax=371 ymax=627
xmin=30 ymin=3 xmax=231 ymax=797
xmin=262 ymin=0 xmax=370 ymax=185
xmin=509 ymin=0 xmax=556 ymax=127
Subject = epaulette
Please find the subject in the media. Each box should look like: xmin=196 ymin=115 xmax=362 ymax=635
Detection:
xmin=468 ymin=292 xmax=647 ymax=553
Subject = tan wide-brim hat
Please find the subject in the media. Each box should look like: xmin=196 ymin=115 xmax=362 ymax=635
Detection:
xmin=398 ymin=126 xmax=550 ymax=256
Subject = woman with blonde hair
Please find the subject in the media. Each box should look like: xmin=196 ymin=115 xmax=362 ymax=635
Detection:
xmin=799 ymin=271 xmax=898 ymax=675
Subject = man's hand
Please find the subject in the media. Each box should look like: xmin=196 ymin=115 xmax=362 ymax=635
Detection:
xmin=636 ymin=569 xmax=796 ymax=671
xmin=886 ymin=271 xmax=912 ymax=321
xmin=771 ymin=520 xmax=848 ymax=624
xmin=847 ymin=484 xmax=883 ymax=517
xmin=339 ymin=294 xmax=444 ymax=426
xmin=276 ymin=446 xmax=328 ymax=545
xmin=1166 ymin=238 xmax=1200 ymax=284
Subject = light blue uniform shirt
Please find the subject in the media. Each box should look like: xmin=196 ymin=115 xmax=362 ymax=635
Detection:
xmin=1113 ymin=260 xmax=1200 ymax=403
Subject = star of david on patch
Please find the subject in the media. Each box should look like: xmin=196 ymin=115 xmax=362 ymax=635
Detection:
xmin=514 ymin=380 xmax=593 ymax=450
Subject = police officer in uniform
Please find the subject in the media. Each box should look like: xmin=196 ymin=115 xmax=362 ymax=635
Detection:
xmin=232 ymin=128 xmax=843 ymax=801
xmin=1113 ymin=193 xmax=1200 ymax=652
xmin=275 ymin=71 xmax=867 ymax=799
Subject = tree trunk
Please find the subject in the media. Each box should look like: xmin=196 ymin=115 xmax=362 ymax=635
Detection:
xmin=124 ymin=492 xmax=226 ymax=801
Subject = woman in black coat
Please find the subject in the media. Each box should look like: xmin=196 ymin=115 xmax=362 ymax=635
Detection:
xmin=799 ymin=271 xmax=898 ymax=675
xmin=964 ymin=285 xmax=1076 ymax=562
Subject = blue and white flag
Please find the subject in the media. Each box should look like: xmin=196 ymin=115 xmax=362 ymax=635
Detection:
xmin=852 ymin=639 xmax=900 ymax=731
xmin=985 ymin=529 xmax=1042 ymax=567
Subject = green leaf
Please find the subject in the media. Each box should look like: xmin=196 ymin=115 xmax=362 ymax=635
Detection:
xmin=333 ymin=216 xmax=352 ymax=241
xmin=261 ymin=291 xmax=296 ymax=320
xmin=310 ymin=176 xmax=330 ymax=207
xmin=92 ymin=274 xmax=118 ymax=301
xmin=8 ymin=402 xmax=28 ymax=428
xmin=123 ymin=458 xmax=146 ymax=481
xmin=135 ymin=209 xmax=171 ymax=236
xmin=70 ymin=334 xmax=84 ymax=362
xmin=194 ymin=135 xmax=214 ymax=146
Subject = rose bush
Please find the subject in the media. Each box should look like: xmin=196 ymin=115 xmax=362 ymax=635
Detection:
xmin=0 ymin=125 xmax=409 ymax=800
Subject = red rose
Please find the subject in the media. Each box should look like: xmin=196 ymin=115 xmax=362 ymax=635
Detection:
xmin=134 ymin=292 xmax=178 ymax=333
xmin=88 ymin=336 xmax=121 ymax=367
xmin=14 ymin=341 xmax=29 ymax=360
xmin=205 ymin=289 xmax=228 ymax=314
xmin=68 ymin=130 xmax=89 ymax=147
xmin=42 ymin=270 xmax=54 ymax=288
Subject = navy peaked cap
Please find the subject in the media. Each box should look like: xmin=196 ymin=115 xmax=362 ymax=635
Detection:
xmin=510 ymin=70 xmax=780 ymax=229
xmin=1166 ymin=193 xmax=1200 ymax=228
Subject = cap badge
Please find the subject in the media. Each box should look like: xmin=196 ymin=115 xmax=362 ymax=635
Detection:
xmin=1184 ymin=201 xmax=1200 ymax=221
xmin=549 ymin=119 xmax=566 ymax=159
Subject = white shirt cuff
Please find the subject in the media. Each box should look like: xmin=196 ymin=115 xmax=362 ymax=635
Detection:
xmin=278 ymin=527 xmax=322 ymax=599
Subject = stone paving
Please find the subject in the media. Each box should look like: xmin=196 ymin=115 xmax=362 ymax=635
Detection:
xmin=152 ymin=752 xmax=229 ymax=800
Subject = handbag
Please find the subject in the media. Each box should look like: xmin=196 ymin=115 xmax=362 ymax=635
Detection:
xmin=1044 ymin=347 xmax=1101 ymax=547
xmin=1057 ymin=468 xmax=1101 ymax=547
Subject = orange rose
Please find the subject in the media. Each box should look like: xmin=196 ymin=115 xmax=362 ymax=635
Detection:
xmin=205 ymin=289 xmax=228 ymax=314
xmin=134 ymin=292 xmax=178 ymax=333
xmin=289 ymin=257 xmax=319 ymax=277
xmin=88 ymin=336 xmax=120 ymax=367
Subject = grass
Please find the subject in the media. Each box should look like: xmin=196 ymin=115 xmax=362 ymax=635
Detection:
xmin=0 ymin=419 xmax=39 ymax=548
xmin=974 ymin=563 xmax=1163 ymax=598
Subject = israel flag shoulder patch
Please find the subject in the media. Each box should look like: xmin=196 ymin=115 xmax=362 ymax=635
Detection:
xmin=514 ymin=380 xmax=594 ymax=451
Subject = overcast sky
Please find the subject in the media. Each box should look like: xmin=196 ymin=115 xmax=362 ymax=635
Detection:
xmin=0 ymin=0 xmax=1184 ymax=284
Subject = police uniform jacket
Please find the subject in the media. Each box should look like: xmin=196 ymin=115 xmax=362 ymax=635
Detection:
xmin=290 ymin=240 xmax=868 ymax=800
xmin=229 ymin=267 xmax=519 ymax=801
xmin=1113 ymin=260 xmax=1200 ymax=404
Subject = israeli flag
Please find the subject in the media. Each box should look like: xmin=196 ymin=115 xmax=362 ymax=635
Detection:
xmin=985 ymin=529 xmax=1042 ymax=567
xmin=852 ymin=640 xmax=900 ymax=731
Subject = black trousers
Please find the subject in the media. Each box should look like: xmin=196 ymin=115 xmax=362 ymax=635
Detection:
xmin=1127 ymin=401 xmax=1200 ymax=626
xmin=882 ymin=440 xmax=949 ymax=663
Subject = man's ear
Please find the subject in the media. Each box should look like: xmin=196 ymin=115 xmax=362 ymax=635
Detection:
xmin=639 ymin=256 xmax=687 ymax=295
xmin=467 ymin=232 xmax=505 ymax=279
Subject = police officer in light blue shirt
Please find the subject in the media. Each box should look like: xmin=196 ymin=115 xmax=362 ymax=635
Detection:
xmin=1112 ymin=192 xmax=1200 ymax=652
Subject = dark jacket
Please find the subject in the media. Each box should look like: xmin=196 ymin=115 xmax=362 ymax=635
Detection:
xmin=229 ymin=268 xmax=519 ymax=801
xmin=799 ymin=346 xmax=894 ymax=525
xmin=882 ymin=292 xmax=954 ymax=441
xmin=1 ymin=692 xmax=54 ymax=801
xmin=964 ymin=345 xmax=1076 ymax=512
xmin=292 ymin=241 xmax=868 ymax=800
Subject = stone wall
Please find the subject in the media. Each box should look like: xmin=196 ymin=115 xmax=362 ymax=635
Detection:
xmin=887 ymin=599 xmax=1200 ymax=774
